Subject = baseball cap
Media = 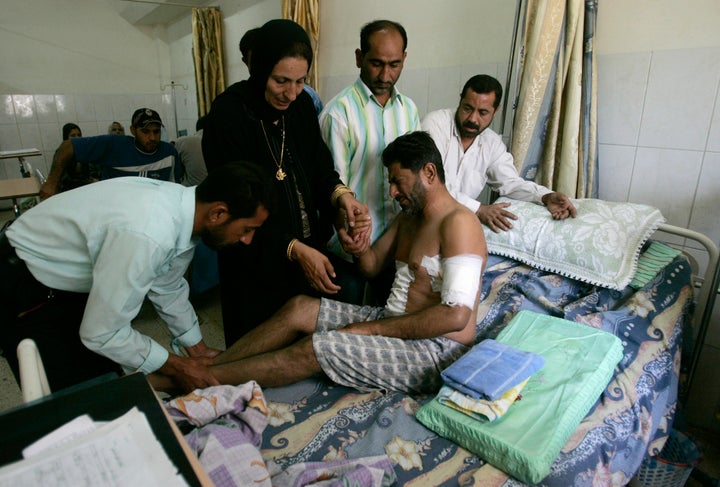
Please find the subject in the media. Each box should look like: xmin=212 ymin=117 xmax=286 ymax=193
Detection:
xmin=131 ymin=108 xmax=163 ymax=128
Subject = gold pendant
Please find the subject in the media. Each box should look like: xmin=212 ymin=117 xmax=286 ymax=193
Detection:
xmin=276 ymin=168 xmax=286 ymax=181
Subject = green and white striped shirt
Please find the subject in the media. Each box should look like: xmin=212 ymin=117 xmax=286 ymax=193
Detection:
xmin=320 ymin=77 xmax=420 ymax=258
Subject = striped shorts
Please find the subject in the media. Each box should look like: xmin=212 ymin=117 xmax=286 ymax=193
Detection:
xmin=312 ymin=298 xmax=469 ymax=395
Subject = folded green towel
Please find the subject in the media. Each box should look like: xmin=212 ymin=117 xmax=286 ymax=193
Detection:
xmin=630 ymin=241 xmax=681 ymax=289
xmin=417 ymin=310 xmax=623 ymax=484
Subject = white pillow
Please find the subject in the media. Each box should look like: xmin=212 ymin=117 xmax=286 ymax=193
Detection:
xmin=484 ymin=198 xmax=665 ymax=290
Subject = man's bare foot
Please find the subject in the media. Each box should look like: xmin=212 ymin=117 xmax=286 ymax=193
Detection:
xmin=146 ymin=372 xmax=182 ymax=395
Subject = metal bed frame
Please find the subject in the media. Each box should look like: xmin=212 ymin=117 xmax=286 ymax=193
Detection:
xmin=657 ymin=223 xmax=720 ymax=399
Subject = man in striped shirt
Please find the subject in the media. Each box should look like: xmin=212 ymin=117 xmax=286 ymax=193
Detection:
xmin=320 ymin=19 xmax=420 ymax=303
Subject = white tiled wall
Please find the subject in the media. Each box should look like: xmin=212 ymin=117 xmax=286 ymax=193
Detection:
xmin=597 ymin=46 xmax=720 ymax=431
xmin=0 ymin=91 xmax=200 ymax=181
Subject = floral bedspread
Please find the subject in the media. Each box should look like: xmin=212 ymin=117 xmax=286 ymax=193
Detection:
xmin=260 ymin=253 xmax=694 ymax=486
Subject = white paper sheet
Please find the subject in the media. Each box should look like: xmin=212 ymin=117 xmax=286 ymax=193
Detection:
xmin=0 ymin=407 xmax=188 ymax=487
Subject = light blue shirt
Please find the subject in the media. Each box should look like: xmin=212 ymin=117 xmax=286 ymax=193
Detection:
xmin=6 ymin=177 xmax=201 ymax=374
xmin=304 ymin=85 xmax=324 ymax=115
xmin=320 ymin=77 xmax=420 ymax=258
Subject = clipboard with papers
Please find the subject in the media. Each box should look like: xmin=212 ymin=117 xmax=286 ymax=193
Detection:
xmin=0 ymin=372 xmax=210 ymax=486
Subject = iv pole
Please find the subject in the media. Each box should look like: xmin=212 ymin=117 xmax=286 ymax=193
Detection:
xmin=161 ymin=81 xmax=188 ymax=139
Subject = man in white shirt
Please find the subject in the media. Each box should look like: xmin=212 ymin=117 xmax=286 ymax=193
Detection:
xmin=174 ymin=116 xmax=208 ymax=187
xmin=422 ymin=74 xmax=576 ymax=233
xmin=0 ymin=162 xmax=273 ymax=392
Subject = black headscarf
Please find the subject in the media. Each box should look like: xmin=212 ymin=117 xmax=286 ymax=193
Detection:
xmin=247 ymin=19 xmax=313 ymax=121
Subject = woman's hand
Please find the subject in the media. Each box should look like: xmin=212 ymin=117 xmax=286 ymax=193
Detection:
xmin=335 ymin=207 xmax=372 ymax=256
xmin=337 ymin=194 xmax=371 ymax=241
xmin=293 ymin=241 xmax=341 ymax=294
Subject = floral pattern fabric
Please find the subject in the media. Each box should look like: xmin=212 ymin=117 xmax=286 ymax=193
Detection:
xmin=166 ymin=382 xmax=271 ymax=487
xmin=484 ymin=198 xmax=665 ymax=290
xmin=260 ymin=251 xmax=693 ymax=486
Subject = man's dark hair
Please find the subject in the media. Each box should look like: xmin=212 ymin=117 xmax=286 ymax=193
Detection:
xmin=461 ymin=75 xmax=503 ymax=109
xmin=382 ymin=131 xmax=445 ymax=184
xmin=196 ymin=162 xmax=276 ymax=218
xmin=360 ymin=20 xmax=407 ymax=54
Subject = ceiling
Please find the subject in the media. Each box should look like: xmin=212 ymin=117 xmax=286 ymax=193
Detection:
xmin=106 ymin=0 xmax=218 ymax=26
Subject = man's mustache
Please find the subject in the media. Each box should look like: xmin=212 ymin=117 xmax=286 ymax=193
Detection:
xmin=463 ymin=121 xmax=480 ymax=131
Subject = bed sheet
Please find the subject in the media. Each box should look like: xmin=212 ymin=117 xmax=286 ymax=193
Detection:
xmin=259 ymin=252 xmax=694 ymax=486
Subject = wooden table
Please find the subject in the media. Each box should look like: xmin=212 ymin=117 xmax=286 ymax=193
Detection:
xmin=0 ymin=177 xmax=40 ymax=217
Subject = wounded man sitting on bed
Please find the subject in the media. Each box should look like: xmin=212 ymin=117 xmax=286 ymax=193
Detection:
xmin=150 ymin=131 xmax=488 ymax=395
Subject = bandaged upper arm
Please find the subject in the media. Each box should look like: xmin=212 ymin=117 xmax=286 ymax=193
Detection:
xmin=440 ymin=254 xmax=484 ymax=309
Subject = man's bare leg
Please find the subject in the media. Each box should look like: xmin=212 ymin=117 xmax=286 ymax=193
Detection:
xmin=148 ymin=296 xmax=321 ymax=393
xmin=211 ymin=336 xmax=321 ymax=388
xmin=215 ymin=295 xmax=321 ymax=364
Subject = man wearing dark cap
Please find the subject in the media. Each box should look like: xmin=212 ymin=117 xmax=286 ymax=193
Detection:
xmin=40 ymin=107 xmax=181 ymax=199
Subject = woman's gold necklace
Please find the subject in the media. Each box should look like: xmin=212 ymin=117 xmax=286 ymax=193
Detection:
xmin=261 ymin=117 xmax=286 ymax=181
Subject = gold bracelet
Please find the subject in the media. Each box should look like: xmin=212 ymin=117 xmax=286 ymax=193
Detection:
xmin=330 ymin=184 xmax=355 ymax=208
xmin=287 ymin=238 xmax=298 ymax=261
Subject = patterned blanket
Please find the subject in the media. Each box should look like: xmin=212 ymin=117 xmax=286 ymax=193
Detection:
xmin=260 ymin=253 xmax=694 ymax=486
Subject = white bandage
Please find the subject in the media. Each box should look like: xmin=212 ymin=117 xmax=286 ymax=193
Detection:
xmin=439 ymin=254 xmax=484 ymax=309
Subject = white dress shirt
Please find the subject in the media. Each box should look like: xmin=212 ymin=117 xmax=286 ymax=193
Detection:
xmin=422 ymin=108 xmax=551 ymax=213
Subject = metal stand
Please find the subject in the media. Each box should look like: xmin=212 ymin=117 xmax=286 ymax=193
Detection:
xmin=161 ymin=81 xmax=188 ymax=139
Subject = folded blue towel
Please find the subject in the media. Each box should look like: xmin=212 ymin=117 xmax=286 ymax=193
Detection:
xmin=441 ymin=339 xmax=545 ymax=400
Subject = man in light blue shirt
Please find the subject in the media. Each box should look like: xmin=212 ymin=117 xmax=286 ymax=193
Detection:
xmin=1 ymin=162 xmax=273 ymax=392
xmin=319 ymin=20 xmax=420 ymax=303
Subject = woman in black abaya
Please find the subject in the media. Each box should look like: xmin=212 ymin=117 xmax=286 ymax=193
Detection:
xmin=202 ymin=19 xmax=370 ymax=345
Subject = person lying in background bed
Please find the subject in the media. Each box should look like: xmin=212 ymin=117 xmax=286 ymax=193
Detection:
xmin=149 ymin=131 xmax=487 ymax=395
xmin=422 ymin=74 xmax=577 ymax=233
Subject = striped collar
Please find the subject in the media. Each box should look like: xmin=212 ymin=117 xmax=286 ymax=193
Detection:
xmin=353 ymin=77 xmax=406 ymax=109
